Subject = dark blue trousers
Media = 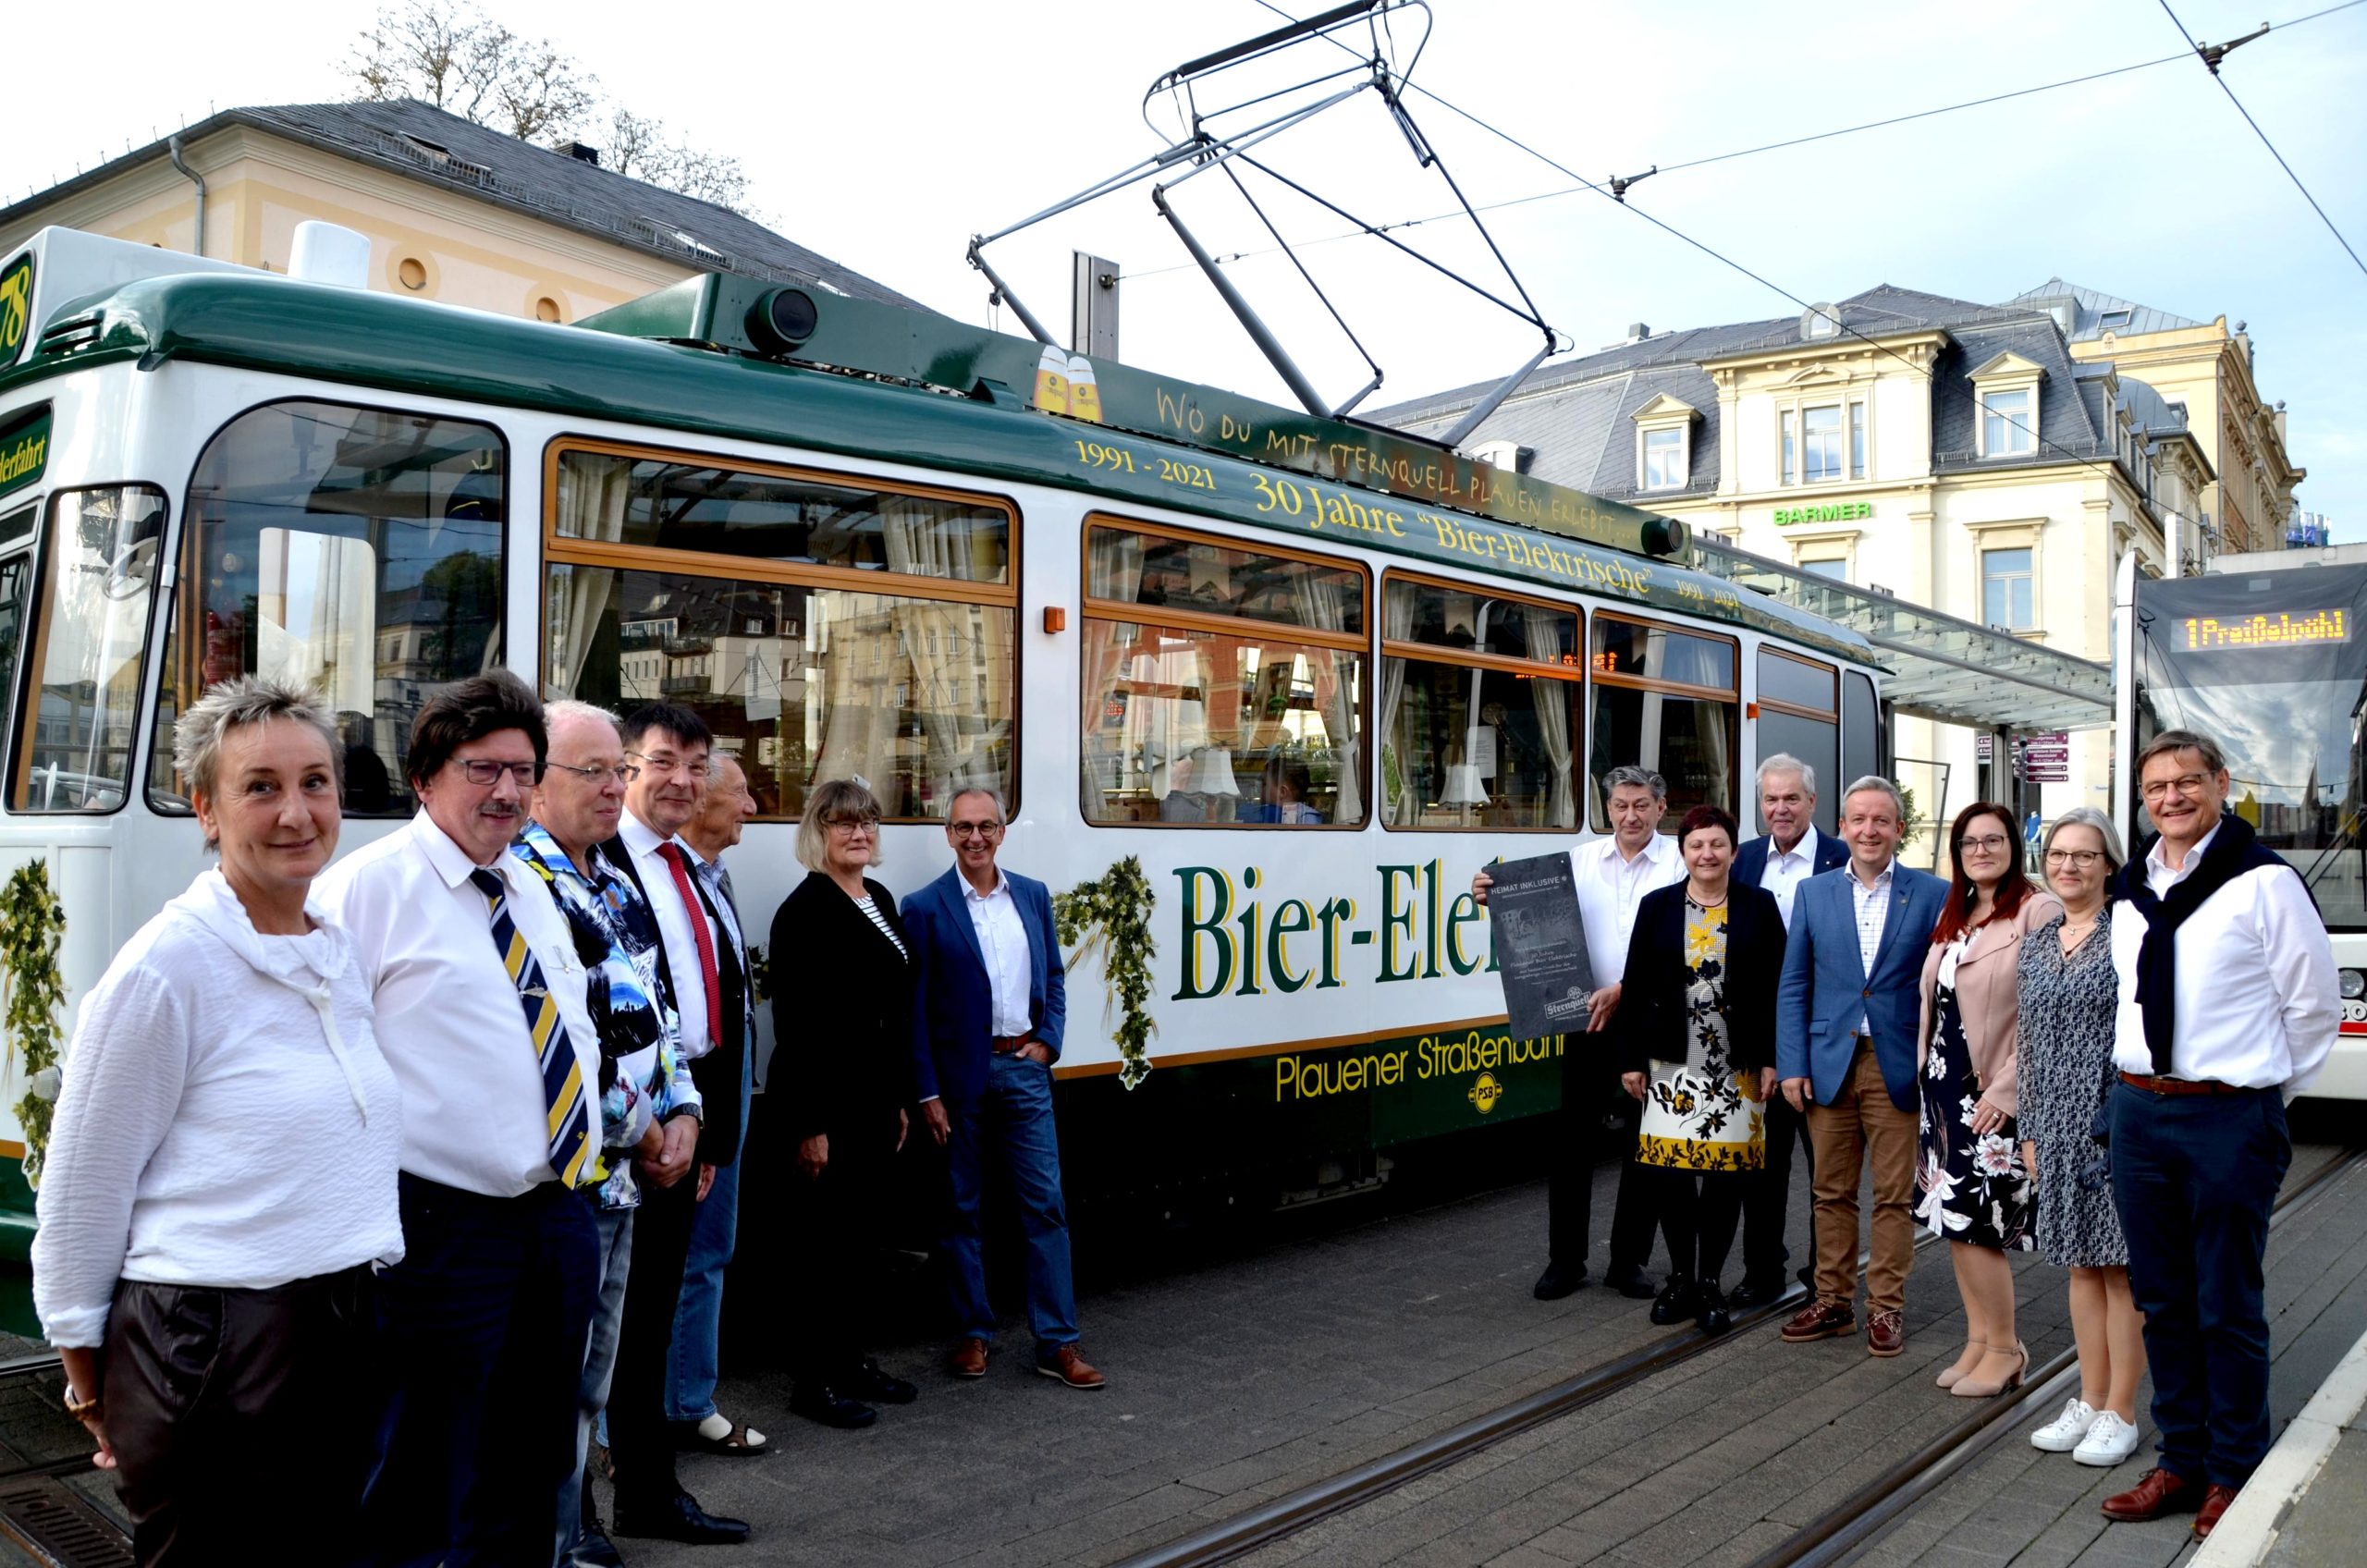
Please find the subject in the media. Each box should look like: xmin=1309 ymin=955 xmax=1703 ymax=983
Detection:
xmin=2110 ymin=1082 xmax=2290 ymax=1487
xmin=362 ymin=1173 xmax=599 ymax=1568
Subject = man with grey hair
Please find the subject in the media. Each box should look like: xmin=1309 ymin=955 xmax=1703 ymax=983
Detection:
xmin=904 ymin=785 xmax=1104 ymax=1389
xmin=1774 ymin=776 xmax=1947 ymax=1356
xmin=1473 ymin=764 xmax=1681 ymax=1300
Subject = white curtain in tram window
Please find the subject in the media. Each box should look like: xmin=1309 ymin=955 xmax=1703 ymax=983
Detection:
xmin=879 ymin=496 xmax=989 ymax=582
xmin=549 ymin=454 xmax=633 ymax=695
xmin=1699 ymin=698 xmax=1733 ymax=812
xmin=1080 ymin=532 xmax=1145 ymax=818
xmin=1289 ymin=566 xmax=1363 ymax=823
xmin=814 ymin=590 xmax=901 ymax=810
xmin=1377 ymin=586 xmax=1416 ymax=824
xmin=1523 ymin=603 xmax=1576 ymax=828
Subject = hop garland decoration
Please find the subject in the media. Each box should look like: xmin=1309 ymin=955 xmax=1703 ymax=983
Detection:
xmin=0 ymin=862 xmax=67 ymax=1190
xmin=1053 ymin=857 xmax=1158 ymax=1090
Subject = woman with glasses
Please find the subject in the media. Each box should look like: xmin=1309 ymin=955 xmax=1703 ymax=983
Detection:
xmin=2017 ymin=808 xmax=2146 ymax=1466
xmin=765 ymin=778 xmax=919 ymax=1429
xmin=1916 ymin=802 xmax=2061 ymax=1398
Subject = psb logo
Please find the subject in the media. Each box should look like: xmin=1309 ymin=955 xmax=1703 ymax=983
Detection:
xmin=1033 ymin=344 xmax=1103 ymax=423
xmin=1467 ymin=1072 xmax=1503 ymax=1115
xmin=0 ymin=253 xmax=31 ymax=364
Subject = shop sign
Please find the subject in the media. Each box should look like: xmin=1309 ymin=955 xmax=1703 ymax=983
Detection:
xmin=1773 ymin=500 xmax=1872 ymax=527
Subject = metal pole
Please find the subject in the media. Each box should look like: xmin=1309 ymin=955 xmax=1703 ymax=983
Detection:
xmin=1153 ymin=184 xmax=1330 ymax=418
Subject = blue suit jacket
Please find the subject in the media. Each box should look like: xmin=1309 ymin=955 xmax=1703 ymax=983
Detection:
xmin=1730 ymin=827 xmax=1849 ymax=889
xmin=1774 ymin=863 xmax=1949 ymax=1110
xmin=904 ymin=865 xmax=1068 ymax=1105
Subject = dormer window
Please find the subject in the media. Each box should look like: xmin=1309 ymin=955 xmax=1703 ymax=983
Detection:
xmin=1800 ymin=303 xmax=1841 ymax=340
xmin=1968 ymin=350 xmax=2044 ymax=459
xmin=1643 ymin=429 xmax=1685 ymax=489
xmin=1631 ymin=394 xmax=1697 ymax=492
xmin=2099 ymin=308 xmax=2133 ymax=330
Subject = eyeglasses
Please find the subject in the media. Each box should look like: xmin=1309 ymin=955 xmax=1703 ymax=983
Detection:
xmin=546 ymin=760 xmax=637 ymax=786
xmin=452 ymin=757 xmax=545 ymax=787
xmin=824 ymin=815 xmax=879 ymax=835
xmin=1959 ymin=835 xmax=2012 ymax=853
xmin=950 ymin=822 xmax=1004 ymax=839
xmin=628 ymin=752 xmax=714 ymax=780
xmin=2140 ymin=771 xmax=2214 ymax=802
xmin=2044 ymin=849 xmax=2106 ymax=868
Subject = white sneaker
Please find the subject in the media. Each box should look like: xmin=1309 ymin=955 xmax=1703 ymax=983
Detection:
xmin=2075 ymin=1411 xmax=2143 ymax=1466
xmin=2031 ymin=1397 xmax=2098 ymax=1452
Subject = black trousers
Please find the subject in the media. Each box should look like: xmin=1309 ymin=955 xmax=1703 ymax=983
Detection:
xmin=362 ymin=1175 xmax=597 ymax=1568
xmin=782 ymin=1123 xmax=895 ymax=1388
xmin=1742 ymin=1089 xmax=1815 ymax=1282
xmin=1547 ymin=1040 xmax=1657 ymax=1274
xmin=607 ymin=1163 xmax=698 ymax=1508
xmin=1650 ymin=1165 xmax=1747 ymax=1285
xmin=106 ymin=1267 xmax=379 ymax=1568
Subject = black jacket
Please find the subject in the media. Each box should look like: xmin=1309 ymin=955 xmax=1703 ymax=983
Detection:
xmin=1614 ymin=880 xmax=1787 ymax=1076
xmin=767 ymin=874 xmax=917 ymax=1143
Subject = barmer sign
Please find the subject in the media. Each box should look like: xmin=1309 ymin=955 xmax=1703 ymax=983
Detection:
xmin=1774 ymin=500 xmax=1872 ymax=526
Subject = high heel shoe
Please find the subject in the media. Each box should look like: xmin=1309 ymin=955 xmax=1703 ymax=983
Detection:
xmin=1936 ymin=1340 xmax=1986 ymax=1390
xmin=1951 ymin=1340 xmax=2028 ymax=1398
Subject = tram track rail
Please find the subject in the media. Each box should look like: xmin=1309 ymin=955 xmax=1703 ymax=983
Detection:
xmin=1116 ymin=1145 xmax=2365 ymax=1568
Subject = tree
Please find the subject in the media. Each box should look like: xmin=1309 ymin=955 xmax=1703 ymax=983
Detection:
xmin=345 ymin=1 xmax=748 ymax=211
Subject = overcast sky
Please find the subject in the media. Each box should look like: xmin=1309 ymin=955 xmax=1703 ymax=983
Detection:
xmin=14 ymin=0 xmax=2364 ymax=536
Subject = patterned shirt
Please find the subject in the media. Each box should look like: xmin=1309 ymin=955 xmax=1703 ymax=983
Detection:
xmin=512 ymin=822 xmax=698 ymax=1208
xmin=1849 ymin=859 xmax=1895 ymax=1036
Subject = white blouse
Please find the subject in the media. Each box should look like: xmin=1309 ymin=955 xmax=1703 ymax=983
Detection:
xmin=31 ymin=870 xmax=403 ymax=1349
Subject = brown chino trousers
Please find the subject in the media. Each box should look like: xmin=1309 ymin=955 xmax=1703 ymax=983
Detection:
xmin=1805 ymin=1039 xmax=1919 ymax=1315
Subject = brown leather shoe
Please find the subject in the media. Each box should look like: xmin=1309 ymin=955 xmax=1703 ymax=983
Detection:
xmin=948 ymin=1338 xmax=987 ymax=1378
xmin=1866 ymin=1309 xmax=1906 ymax=1358
xmin=1036 ymin=1344 xmax=1107 ymax=1390
xmin=2194 ymin=1484 xmax=2239 ymax=1539
xmin=2102 ymin=1466 xmax=2203 ymax=1522
xmin=1780 ymin=1300 xmax=1857 ymax=1342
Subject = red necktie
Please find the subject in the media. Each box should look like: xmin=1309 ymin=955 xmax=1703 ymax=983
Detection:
xmin=660 ymin=842 xmax=722 ymax=1047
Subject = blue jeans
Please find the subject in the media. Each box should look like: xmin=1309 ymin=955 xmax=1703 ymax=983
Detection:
xmin=668 ymin=1052 xmax=751 ymax=1423
xmin=944 ymin=1052 xmax=1077 ymax=1355
xmin=558 ymin=1204 xmax=633 ymax=1564
xmin=2111 ymin=1081 xmax=2291 ymax=1486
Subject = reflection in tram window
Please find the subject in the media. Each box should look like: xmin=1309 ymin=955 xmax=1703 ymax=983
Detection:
xmin=1380 ymin=576 xmax=1581 ymax=830
xmin=546 ymin=564 xmax=1013 ymax=823
xmin=146 ymin=401 xmax=506 ymax=815
xmin=18 ymin=486 xmax=168 ymax=813
xmin=1756 ymin=648 xmax=1839 ymax=836
xmin=1588 ymin=614 xmax=1738 ymax=829
xmin=1080 ymin=521 xmax=1365 ymax=827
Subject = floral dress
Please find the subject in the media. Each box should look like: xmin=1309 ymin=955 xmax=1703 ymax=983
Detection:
xmin=1634 ymin=898 xmax=1765 ymax=1172
xmin=2014 ymin=908 xmax=2128 ymax=1268
xmin=1916 ymin=930 xmax=2035 ymax=1249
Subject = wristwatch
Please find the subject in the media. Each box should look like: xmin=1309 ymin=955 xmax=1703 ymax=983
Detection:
xmin=62 ymin=1385 xmax=102 ymax=1422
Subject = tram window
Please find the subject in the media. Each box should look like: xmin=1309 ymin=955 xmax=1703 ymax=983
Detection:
xmin=1380 ymin=576 xmax=1582 ymax=830
xmin=1842 ymin=670 xmax=1882 ymax=787
xmin=147 ymin=401 xmax=505 ymax=816
xmin=553 ymin=447 xmax=1010 ymax=585
xmin=1081 ymin=521 xmax=1365 ymax=827
xmin=1758 ymin=648 xmax=1840 ymax=835
xmin=15 ymin=485 xmax=168 ymax=814
xmin=1588 ymin=613 xmax=1737 ymax=830
xmin=546 ymin=563 xmax=1013 ymax=823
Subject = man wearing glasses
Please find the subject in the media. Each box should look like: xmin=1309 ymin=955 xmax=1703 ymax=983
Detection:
xmin=316 ymin=672 xmax=606 ymax=1567
xmin=2100 ymin=730 xmax=2336 ymax=1540
xmin=904 ymin=787 xmax=1107 ymax=1390
xmin=599 ymin=704 xmax=754 ymax=1548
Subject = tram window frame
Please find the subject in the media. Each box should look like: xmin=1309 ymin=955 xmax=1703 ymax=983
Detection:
xmin=1079 ymin=514 xmax=1368 ymax=830
xmin=1842 ymin=668 xmax=1883 ymax=788
xmin=14 ymin=484 xmax=172 ymax=816
xmin=542 ymin=436 xmax=1022 ymax=825
xmin=1586 ymin=610 xmax=1739 ymax=832
xmin=1755 ymin=646 xmax=1841 ymax=837
xmin=1378 ymin=570 xmax=1584 ymax=833
xmin=144 ymin=397 xmax=511 ymax=820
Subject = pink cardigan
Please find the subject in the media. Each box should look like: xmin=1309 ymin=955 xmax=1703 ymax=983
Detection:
xmin=1915 ymin=890 xmax=2063 ymax=1118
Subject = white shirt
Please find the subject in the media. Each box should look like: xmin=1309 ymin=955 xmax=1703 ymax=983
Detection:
xmin=1849 ymin=859 xmax=1896 ymax=1035
xmin=1757 ymin=825 xmax=1823 ymax=929
xmin=619 ymin=812 xmax=718 ymax=1061
xmin=2110 ymin=823 xmax=2339 ymax=1094
xmin=315 ymin=812 xmax=600 ymax=1197
xmin=32 ymin=870 xmax=405 ymax=1348
xmin=1570 ymin=832 xmax=1685 ymax=987
xmin=964 ymin=871 xmax=1036 ymax=1039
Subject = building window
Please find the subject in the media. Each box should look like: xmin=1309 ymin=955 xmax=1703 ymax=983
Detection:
xmin=1781 ymin=409 xmax=1797 ymax=485
xmin=2099 ymin=308 xmax=2132 ymax=329
xmin=1642 ymin=427 xmax=1686 ymax=490
xmin=1849 ymin=401 xmax=1867 ymax=479
xmin=1801 ymin=557 xmax=1848 ymax=582
xmin=1981 ymin=547 xmax=2035 ymax=630
xmin=1803 ymin=404 xmax=1844 ymax=483
xmin=1981 ymin=388 xmax=2035 ymax=456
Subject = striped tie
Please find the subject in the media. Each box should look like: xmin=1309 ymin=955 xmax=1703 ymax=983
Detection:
xmin=471 ymin=868 xmax=595 ymax=1188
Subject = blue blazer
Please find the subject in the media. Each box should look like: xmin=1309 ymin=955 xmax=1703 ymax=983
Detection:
xmin=1774 ymin=863 xmax=1949 ymax=1110
xmin=1730 ymin=828 xmax=1849 ymax=889
xmin=903 ymin=865 xmax=1069 ymax=1105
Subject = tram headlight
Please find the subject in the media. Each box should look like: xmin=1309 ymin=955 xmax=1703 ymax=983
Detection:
xmin=2340 ymin=969 xmax=2365 ymax=1001
xmin=745 ymin=288 xmax=818 ymax=356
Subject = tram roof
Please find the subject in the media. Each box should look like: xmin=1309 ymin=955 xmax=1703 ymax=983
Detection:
xmin=0 ymin=263 xmax=1872 ymax=665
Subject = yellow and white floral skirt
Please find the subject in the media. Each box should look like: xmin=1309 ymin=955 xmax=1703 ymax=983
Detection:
xmin=1634 ymin=1060 xmax=1765 ymax=1172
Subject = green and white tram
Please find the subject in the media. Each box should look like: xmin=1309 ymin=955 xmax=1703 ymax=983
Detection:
xmin=0 ymin=225 xmax=1885 ymax=1267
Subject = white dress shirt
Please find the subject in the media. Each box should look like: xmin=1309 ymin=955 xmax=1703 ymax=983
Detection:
xmin=964 ymin=872 xmax=1036 ymax=1039
xmin=32 ymin=870 xmax=403 ymax=1347
xmin=2110 ymin=823 xmax=2339 ymax=1094
xmin=1849 ymin=859 xmax=1895 ymax=1035
xmin=315 ymin=812 xmax=600 ymax=1197
xmin=619 ymin=812 xmax=717 ymax=1061
xmin=1757 ymin=825 xmax=1823 ymax=929
xmin=1570 ymin=832 xmax=1685 ymax=987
